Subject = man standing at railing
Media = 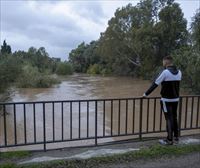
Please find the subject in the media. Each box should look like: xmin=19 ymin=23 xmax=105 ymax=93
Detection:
xmin=143 ymin=56 xmax=182 ymax=145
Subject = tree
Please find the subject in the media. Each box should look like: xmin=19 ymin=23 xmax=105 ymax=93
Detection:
xmin=191 ymin=9 xmax=200 ymax=48
xmin=69 ymin=42 xmax=88 ymax=72
xmin=0 ymin=54 xmax=22 ymax=92
xmin=68 ymin=0 xmax=188 ymax=78
xmin=56 ymin=62 xmax=73 ymax=75
xmin=154 ymin=3 xmax=188 ymax=57
xmin=1 ymin=40 xmax=12 ymax=54
xmin=172 ymin=9 xmax=200 ymax=93
xmin=97 ymin=4 xmax=142 ymax=75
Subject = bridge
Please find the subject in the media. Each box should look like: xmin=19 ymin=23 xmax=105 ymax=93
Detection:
xmin=0 ymin=95 xmax=199 ymax=151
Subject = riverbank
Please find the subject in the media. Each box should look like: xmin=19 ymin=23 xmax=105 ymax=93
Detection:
xmin=1 ymin=134 xmax=199 ymax=168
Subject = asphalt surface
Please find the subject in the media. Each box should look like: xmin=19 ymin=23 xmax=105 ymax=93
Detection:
xmin=98 ymin=152 xmax=200 ymax=168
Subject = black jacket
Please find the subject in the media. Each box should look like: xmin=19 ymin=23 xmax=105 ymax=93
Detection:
xmin=145 ymin=66 xmax=182 ymax=101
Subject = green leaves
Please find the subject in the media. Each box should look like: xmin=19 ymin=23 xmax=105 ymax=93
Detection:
xmin=0 ymin=54 xmax=22 ymax=92
xmin=191 ymin=9 xmax=200 ymax=48
xmin=68 ymin=0 xmax=190 ymax=79
xmin=56 ymin=62 xmax=73 ymax=75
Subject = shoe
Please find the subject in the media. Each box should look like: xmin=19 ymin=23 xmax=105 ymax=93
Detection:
xmin=159 ymin=139 xmax=173 ymax=145
xmin=174 ymin=137 xmax=179 ymax=145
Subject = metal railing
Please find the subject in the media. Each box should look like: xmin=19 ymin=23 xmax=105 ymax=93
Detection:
xmin=0 ymin=95 xmax=199 ymax=151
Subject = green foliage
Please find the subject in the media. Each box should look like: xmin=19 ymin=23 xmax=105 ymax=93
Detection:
xmin=173 ymin=46 xmax=200 ymax=93
xmin=0 ymin=41 xmax=69 ymax=94
xmin=0 ymin=163 xmax=17 ymax=168
xmin=69 ymin=41 xmax=101 ymax=73
xmin=69 ymin=0 xmax=188 ymax=78
xmin=191 ymin=9 xmax=200 ymax=48
xmin=172 ymin=9 xmax=200 ymax=93
xmin=13 ymin=47 xmax=58 ymax=73
xmin=16 ymin=65 xmax=60 ymax=88
xmin=155 ymin=2 xmax=188 ymax=56
xmin=0 ymin=54 xmax=22 ymax=92
xmin=0 ymin=151 xmax=30 ymax=159
xmin=100 ymin=67 xmax=112 ymax=76
xmin=69 ymin=42 xmax=88 ymax=72
xmin=87 ymin=64 xmax=101 ymax=75
xmin=56 ymin=62 xmax=73 ymax=75
xmin=68 ymin=0 xmax=198 ymax=93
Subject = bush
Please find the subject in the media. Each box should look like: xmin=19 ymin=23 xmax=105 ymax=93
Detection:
xmin=173 ymin=47 xmax=200 ymax=94
xmin=56 ymin=62 xmax=73 ymax=75
xmin=100 ymin=68 xmax=112 ymax=76
xmin=87 ymin=64 xmax=101 ymax=75
xmin=16 ymin=65 xmax=60 ymax=88
xmin=0 ymin=54 xmax=22 ymax=92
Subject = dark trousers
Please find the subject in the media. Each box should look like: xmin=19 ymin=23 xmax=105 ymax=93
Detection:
xmin=161 ymin=101 xmax=179 ymax=141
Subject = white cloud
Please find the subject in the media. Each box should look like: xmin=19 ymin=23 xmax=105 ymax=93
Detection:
xmin=0 ymin=0 xmax=199 ymax=60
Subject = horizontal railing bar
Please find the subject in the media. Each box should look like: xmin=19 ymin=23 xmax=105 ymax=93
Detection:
xmin=1 ymin=95 xmax=199 ymax=105
xmin=180 ymin=127 xmax=200 ymax=130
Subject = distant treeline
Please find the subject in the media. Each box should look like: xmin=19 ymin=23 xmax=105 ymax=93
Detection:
xmin=0 ymin=42 xmax=73 ymax=93
xmin=68 ymin=0 xmax=200 ymax=93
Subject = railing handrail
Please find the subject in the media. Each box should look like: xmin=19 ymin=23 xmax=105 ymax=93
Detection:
xmin=0 ymin=95 xmax=199 ymax=105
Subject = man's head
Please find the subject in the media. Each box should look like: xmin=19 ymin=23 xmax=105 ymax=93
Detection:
xmin=163 ymin=56 xmax=173 ymax=68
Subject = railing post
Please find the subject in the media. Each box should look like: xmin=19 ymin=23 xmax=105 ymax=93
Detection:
xmin=95 ymin=101 xmax=98 ymax=146
xmin=178 ymin=97 xmax=182 ymax=137
xmin=139 ymin=98 xmax=143 ymax=140
xmin=43 ymin=103 xmax=46 ymax=151
xmin=3 ymin=105 xmax=7 ymax=147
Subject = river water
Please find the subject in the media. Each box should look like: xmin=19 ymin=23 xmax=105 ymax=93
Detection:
xmin=0 ymin=74 xmax=198 ymax=151
xmin=10 ymin=74 xmax=159 ymax=102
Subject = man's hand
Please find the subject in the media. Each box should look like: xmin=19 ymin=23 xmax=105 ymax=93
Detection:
xmin=142 ymin=93 xmax=147 ymax=98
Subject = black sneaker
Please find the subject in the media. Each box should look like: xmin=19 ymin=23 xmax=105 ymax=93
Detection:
xmin=159 ymin=139 xmax=173 ymax=145
xmin=174 ymin=137 xmax=179 ymax=145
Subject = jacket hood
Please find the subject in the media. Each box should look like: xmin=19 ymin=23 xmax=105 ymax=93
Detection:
xmin=166 ymin=66 xmax=179 ymax=75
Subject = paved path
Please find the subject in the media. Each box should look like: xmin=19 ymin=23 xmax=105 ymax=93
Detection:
xmin=18 ymin=134 xmax=200 ymax=165
xmin=98 ymin=152 xmax=200 ymax=168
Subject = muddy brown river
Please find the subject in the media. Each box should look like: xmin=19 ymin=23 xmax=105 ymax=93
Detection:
xmin=0 ymin=74 xmax=199 ymax=151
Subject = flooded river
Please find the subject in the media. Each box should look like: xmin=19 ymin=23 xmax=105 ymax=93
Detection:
xmin=10 ymin=74 xmax=159 ymax=102
xmin=0 ymin=74 xmax=199 ymax=151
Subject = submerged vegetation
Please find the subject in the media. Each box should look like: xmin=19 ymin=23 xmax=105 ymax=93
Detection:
xmin=0 ymin=44 xmax=72 ymax=96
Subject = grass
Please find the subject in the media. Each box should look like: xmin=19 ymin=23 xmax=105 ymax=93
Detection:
xmin=0 ymin=151 xmax=31 ymax=159
xmin=0 ymin=144 xmax=200 ymax=168
xmin=0 ymin=151 xmax=31 ymax=168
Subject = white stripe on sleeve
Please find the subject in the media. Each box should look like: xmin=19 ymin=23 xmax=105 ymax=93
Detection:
xmin=155 ymin=70 xmax=166 ymax=85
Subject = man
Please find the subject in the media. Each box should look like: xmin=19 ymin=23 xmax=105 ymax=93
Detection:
xmin=143 ymin=56 xmax=182 ymax=145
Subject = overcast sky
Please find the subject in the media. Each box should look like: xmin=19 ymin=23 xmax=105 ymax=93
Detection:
xmin=1 ymin=0 xmax=199 ymax=60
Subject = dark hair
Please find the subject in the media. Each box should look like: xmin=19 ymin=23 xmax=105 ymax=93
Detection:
xmin=163 ymin=56 xmax=173 ymax=62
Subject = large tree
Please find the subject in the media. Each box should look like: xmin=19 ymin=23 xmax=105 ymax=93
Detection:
xmin=68 ymin=0 xmax=188 ymax=78
xmin=154 ymin=2 xmax=188 ymax=57
xmin=191 ymin=9 xmax=200 ymax=48
xmin=69 ymin=42 xmax=88 ymax=72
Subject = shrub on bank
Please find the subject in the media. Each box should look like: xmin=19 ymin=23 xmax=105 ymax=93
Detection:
xmin=16 ymin=65 xmax=60 ymax=88
xmin=56 ymin=62 xmax=73 ymax=75
xmin=87 ymin=64 xmax=101 ymax=75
